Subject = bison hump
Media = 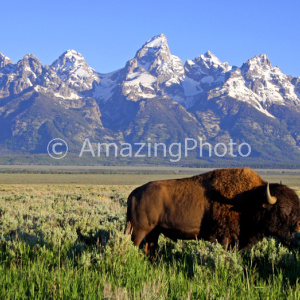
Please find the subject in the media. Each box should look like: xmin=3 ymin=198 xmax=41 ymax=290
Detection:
xmin=202 ymin=167 xmax=265 ymax=199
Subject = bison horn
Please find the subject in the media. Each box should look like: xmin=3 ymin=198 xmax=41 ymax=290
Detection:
xmin=266 ymin=183 xmax=277 ymax=205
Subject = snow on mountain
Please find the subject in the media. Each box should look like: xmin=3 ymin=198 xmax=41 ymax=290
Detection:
xmin=179 ymin=52 xmax=300 ymax=117
xmin=0 ymin=53 xmax=13 ymax=69
xmin=117 ymin=34 xmax=185 ymax=101
xmin=121 ymin=71 xmax=158 ymax=101
xmin=134 ymin=34 xmax=184 ymax=80
xmin=168 ymin=51 xmax=232 ymax=108
xmin=208 ymin=68 xmax=275 ymax=118
xmin=0 ymin=54 xmax=45 ymax=97
xmin=1 ymin=34 xmax=300 ymax=161
xmin=50 ymin=50 xmax=100 ymax=91
xmin=89 ymin=36 xmax=300 ymax=119
xmin=1 ymin=34 xmax=300 ymax=117
xmin=241 ymin=54 xmax=299 ymax=107
xmin=15 ymin=54 xmax=44 ymax=79
xmin=93 ymin=70 xmax=121 ymax=102
xmin=194 ymin=51 xmax=232 ymax=74
xmin=146 ymin=34 xmax=184 ymax=85
xmin=184 ymin=51 xmax=231 ymax=87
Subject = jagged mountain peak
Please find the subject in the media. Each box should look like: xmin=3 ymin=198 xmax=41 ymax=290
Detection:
xmin=200 ymin=51 xmax=222 ymax=66
xmin=120 ymin=34 xmax=184 ymax=101
xmin=241 ymin=54 xmax=283 ymax=80
xmin=55 ymin=50 xmax=87 ymax=67
xmin=193 ymin=51 xmax=231 ymax=73
xmin=22 ymin=53 xmax=40 ymax=60
xmin=15 ymin=53 xmax=43 ymax=79
xmin=241 ymin=54 xmax=299 ymax=106
xmin=203 ymin=50 xmax=219 ymax=59
xmin=0 ymin=53 xmax=13 ymax=68
xmin=182 ymin=51 xmax=231 ymax=97
xmin=64 ymin=49 xmax=84 ymax=58
xmin=17 ymin=54 xmax=43 ymax=71
xmin=142 ymin=34 xmax=168 ymax=49
xmin=257 ymin=53 xmax=270 ymax=64
xmin=134 ymin=34 xmax=171 ymax=71
xmin=51 ymin=49 xmax=87 ymax=73
xmin=50 ymin=49 xmax=99 ymax=91
xmin=243 ymin=54 xmax=273 ymax=69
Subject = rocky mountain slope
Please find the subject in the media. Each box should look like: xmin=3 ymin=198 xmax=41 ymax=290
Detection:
xmin=0 ymin=34 xmax=299 ymax=164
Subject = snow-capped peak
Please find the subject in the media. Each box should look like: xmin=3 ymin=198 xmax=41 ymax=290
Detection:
xmin=193 ymin=51 xmax=232 ymax=73
xmin=134 ymin=34 xmax=171 ymax=72
xmin=241 ymin=54 xmax=299 ymax=105
xmin=128 ymin=34 xmax=184 ymax=77
xmin=15 ymin=54 xmax=43 ymax=78
xmin=143 ymin=34 xmax=168 ymax=49
xmin=182 ymin=51 xmax=231 ymax=97
xmin=63 ymin=49 xmax=83 ymax=58
xmin=23 ymin=53 xmax=39 ymax=60
xmin=58 ymin=50 xmax=87 ymax=66
xmin=51 ymin=50 xmax=86 ymax=74
xmin=202 ymin=51 xmax=223 ymax=66
xmin=0 ymin=52 xmax=13 ymax=69
xmin=50 ymin=49 xmax=99 ymax=91
xmin=19 ymin=54 xmax=42 ymax=68
xmin=245 ymin=54 xmax=272 ymax=68
xmin=119 ymin=34 xmax=184 ymax=101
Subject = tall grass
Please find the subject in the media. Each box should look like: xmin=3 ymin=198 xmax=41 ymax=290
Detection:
xmin=0 ymin=185 xmax=299 ymax=299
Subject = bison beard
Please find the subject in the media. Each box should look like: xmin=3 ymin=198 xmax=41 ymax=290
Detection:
xmin=125 ymin=167 xmax=300 ymax=259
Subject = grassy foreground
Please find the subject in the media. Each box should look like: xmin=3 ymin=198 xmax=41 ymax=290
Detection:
xmin=0 ymin=184 xmax=300 ymax=299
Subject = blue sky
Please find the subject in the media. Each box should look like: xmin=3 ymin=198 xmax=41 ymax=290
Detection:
xmin=1 ymin=0 xmax=299 ymax=76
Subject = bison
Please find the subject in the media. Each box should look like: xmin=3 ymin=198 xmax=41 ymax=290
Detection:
xmin=125 ymin=167 xmax=300 ymax=258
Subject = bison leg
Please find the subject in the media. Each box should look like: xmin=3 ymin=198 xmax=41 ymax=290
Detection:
xmin=131 ymin=226 xmax=159 ymax=260
xmin=131 ymin=228 xmax=148 ymax=247
xmin=144 ymin=229 xmax=160 ymax=260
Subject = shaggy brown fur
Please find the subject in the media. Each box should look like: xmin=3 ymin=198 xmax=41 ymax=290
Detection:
xmin=125 ymin=167 xmax=300 ymax=259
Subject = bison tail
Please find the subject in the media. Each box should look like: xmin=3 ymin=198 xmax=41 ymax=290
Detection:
xmin=125 ymin=221 xmax=133 ymax=235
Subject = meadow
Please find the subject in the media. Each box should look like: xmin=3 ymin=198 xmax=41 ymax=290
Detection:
xmin=0 ymin=170 xmax=300 ymax=299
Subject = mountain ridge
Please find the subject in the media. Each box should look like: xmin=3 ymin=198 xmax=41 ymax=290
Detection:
xmin=0 ymin=34 xmax=299 ymax=164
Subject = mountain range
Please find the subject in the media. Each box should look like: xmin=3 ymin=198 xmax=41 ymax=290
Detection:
xmin=0 ymin=34 xmax=300 ymax=165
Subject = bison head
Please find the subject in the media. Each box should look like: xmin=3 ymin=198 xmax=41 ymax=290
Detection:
xmin=261 ymin=183 xmax=300 ymax=247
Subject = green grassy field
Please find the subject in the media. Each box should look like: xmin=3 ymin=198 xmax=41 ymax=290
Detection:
xmin=0 ymin=172 xmax=300 ymax=299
